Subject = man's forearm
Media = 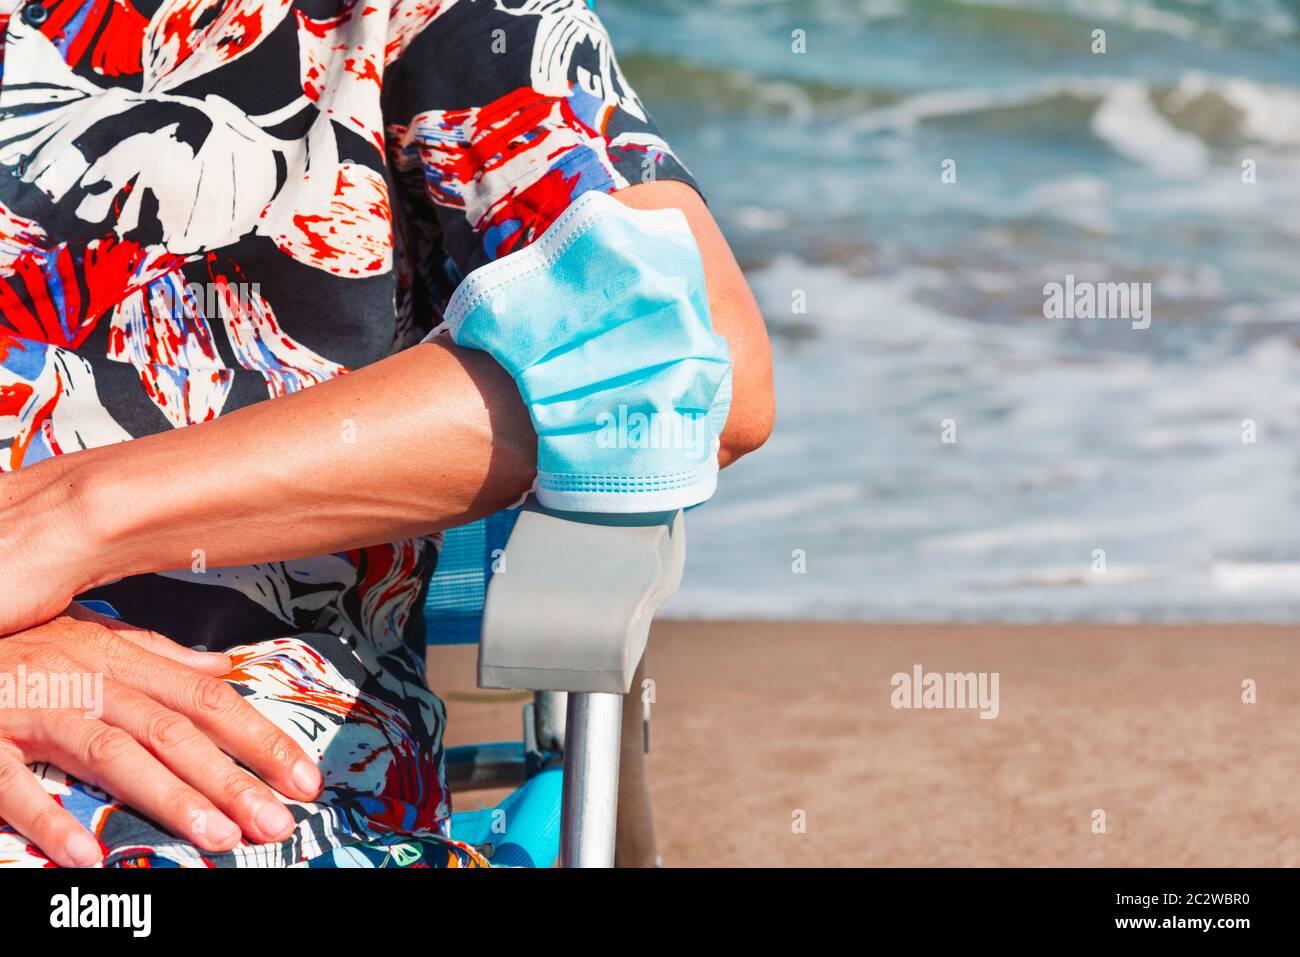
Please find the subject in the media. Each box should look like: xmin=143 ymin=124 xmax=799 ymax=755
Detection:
xmin=16 ymin=338 xmax=538 ymax=595
xmin=0 ymin=183 xmax=772 ymax=617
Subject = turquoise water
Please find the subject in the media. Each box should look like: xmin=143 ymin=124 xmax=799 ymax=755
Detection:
xmin=603 ymin=0 xmax=1300 ymax=621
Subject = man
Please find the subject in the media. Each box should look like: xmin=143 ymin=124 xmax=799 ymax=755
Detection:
xmin=0 ymin=0 xmax=772 ymax=867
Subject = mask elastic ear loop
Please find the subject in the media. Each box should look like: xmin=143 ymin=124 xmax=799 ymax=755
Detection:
xmin=505 ymin=478 xmax=538 ymax=511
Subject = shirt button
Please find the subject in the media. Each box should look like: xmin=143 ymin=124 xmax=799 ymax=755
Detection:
xmin=21 ymin=3 xmax=49 ymax=26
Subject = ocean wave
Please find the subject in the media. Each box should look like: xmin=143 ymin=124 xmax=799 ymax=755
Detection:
xmin=1211 ymin=561 xmax=1300 ymax=593
xmin=947 ymin=0 xmax=1298 ymax=43
xmin=836 ymin=73 xmax=1300 ymax=155
xmin=627 ymin=49 xmax=1300 ymax=162
xmin=629 ymin=0 xmax=1298 ymax=41
xmin=671 ymin=258 xmax=1300 ymax=622
xmin=1092 ymin=82 xmax=1210 ymax=176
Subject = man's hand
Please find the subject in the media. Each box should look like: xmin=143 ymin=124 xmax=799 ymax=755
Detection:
xmin=0 ymin=609 xmax=323 ymax=866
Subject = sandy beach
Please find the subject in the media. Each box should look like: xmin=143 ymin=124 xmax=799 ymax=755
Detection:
xmin=432 ymin=621 xmax=1300 ymax=867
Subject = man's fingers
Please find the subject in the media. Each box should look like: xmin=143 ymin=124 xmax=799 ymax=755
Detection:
xmin=91 ymin=642 xmax=322 ymax=803
xmin=98 ymin=682 xmax=296 ymax=843
xmin=64 ymin=605 xmax=231 ymax=675
xmin=0 ymin=745 xmax=102 ymax=867
xmin=111 ymin=628 xmax=232 ymax=676
xmin=31 ymin=714 xmax=243 ymax=855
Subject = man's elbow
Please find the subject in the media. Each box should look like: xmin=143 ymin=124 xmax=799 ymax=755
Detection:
xmin=718 ymin=344 xmax=776 ymax=467
xmin=719 ymin=400 xmax=774 ymax=466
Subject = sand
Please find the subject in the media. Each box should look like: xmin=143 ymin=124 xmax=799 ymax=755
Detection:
xmin=430 ymin=621 xmax=1300 ymax=867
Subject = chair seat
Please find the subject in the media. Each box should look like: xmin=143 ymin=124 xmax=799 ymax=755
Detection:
xmin=450 ymin=767 xmax=563 ymax=867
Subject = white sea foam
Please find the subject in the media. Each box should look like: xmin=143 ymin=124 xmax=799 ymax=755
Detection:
xmin=1092 ymin=82 xmax=1210 ymax=176
xmin=1169 ymin=72 xmax=1300 ymax=146
xmin=1211 ymin=562 xmax=1300 ymax=593
xmin=821 ymin=70 xmax=1300 ymax=174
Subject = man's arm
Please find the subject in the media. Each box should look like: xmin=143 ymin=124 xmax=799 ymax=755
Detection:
xmin=0 ymin=183 xmax=774 ymax=636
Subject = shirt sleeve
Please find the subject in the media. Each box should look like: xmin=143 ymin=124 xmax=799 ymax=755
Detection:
xmin=381 ymin=0 xmax=700 ymax=277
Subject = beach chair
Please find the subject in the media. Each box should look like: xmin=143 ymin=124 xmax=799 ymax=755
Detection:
xmin=425 ymin=497 xmax=685 ymax=867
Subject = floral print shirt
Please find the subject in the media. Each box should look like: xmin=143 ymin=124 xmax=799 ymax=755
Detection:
xmin=0 ymin=0 xmax=696 ymax=655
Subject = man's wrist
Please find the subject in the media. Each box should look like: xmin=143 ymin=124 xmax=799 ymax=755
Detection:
xmin=4 ymin=451 xmax=127 ymax=595
xmin=0 ymin=454 xmax=117 ymax=634
xmin=63 ymin=447 xmax=168 ymax=592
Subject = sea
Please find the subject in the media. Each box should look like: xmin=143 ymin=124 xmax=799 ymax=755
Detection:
xmin=600 ymin=0 xmax=1300 ymax=621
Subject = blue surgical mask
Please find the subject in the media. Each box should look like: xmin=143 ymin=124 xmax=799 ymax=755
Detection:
xmin=435 ymin=189 xmax=731 ymax=513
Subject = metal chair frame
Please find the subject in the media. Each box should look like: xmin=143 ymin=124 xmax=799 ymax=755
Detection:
xmin=441 ymin=501 xmax=684 ymax=867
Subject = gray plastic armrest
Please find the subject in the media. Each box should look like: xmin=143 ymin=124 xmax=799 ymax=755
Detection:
xmin=477 ymin=500 xmax=685 ymax=694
